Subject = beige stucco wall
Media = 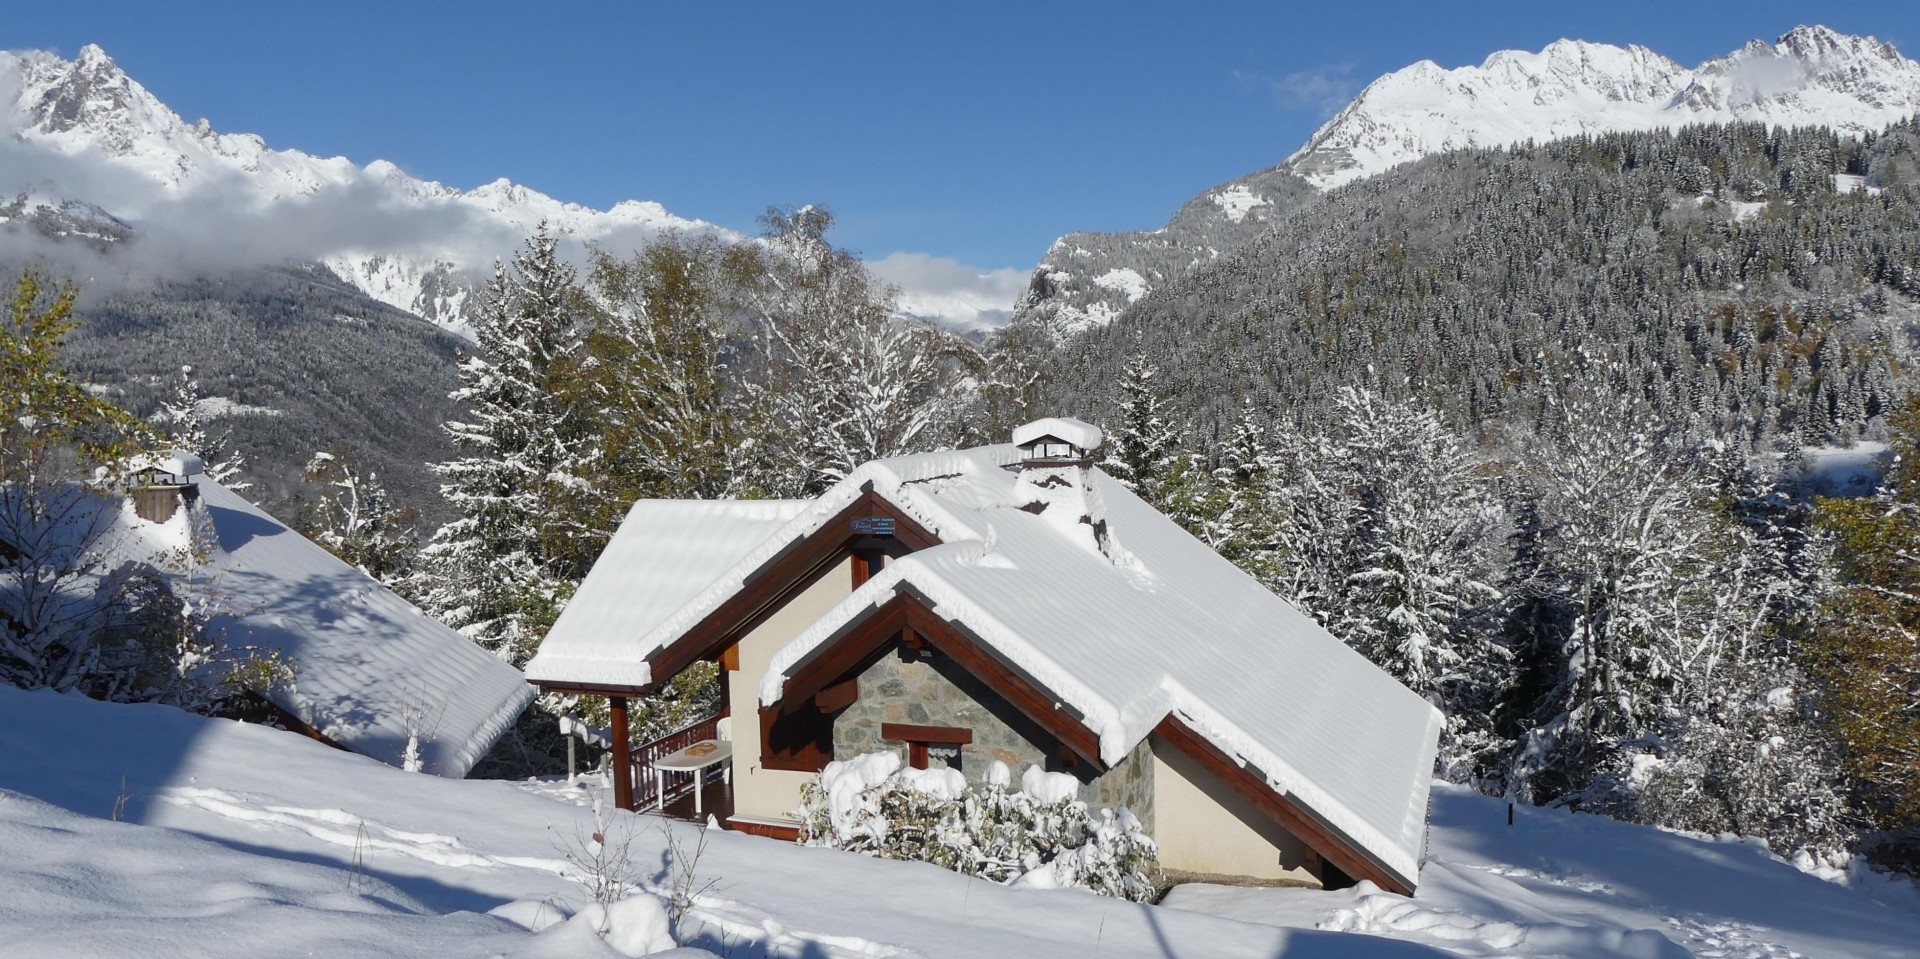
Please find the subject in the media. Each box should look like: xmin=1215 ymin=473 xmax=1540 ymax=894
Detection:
xmin=1149 ymin=736 xmax=1320 ymax=884
xmin=725 ymin=554 xmax=856 ymax=822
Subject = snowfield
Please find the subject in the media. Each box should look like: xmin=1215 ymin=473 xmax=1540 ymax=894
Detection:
xmin=1166 ymin=784 xmax=1920 ymax=958
xmin=1 ymin=685 xmax=1915 ymax=958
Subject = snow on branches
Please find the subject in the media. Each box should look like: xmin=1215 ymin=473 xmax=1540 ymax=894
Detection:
xmin=155 ymin=366 xmax=249 ymax=491
xmin=797 ymin=751 xmax=1162 ymax=902
xmin=417 ymin=224 xmax=600 ymax=667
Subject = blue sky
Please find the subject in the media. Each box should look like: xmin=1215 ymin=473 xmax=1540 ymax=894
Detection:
xmin=13 ymin=2 xmax=1920 ymax=286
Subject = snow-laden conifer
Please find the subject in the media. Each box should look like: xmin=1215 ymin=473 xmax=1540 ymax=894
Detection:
xmin=1100 ymin=353 xmax=1180 ymax=500
xmin=416 ymin=225 xmax=599 ymax=666
xmin=155 ymin=365 xmax=248 ymax=491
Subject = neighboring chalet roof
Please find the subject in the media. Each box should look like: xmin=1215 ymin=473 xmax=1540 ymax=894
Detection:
xmin=118 ymin=471 xmax=534 ymax=778
xmin=530 ymin=499 xmax=810 ymax=687
xmin=526 ymin=441 xmax=1442 ymax=892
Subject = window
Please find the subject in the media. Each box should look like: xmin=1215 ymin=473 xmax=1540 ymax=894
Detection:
xmin=881 ymin=722 xmax=973 ymax=770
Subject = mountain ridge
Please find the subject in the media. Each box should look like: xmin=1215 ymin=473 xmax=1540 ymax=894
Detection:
xmin=1290 ymin=24 xmax=1920 ymax=190
xmin=1015 ymin=25 xmax=1920 ymax=336
xmin=0 ymin=44 xmax=718 ymax=335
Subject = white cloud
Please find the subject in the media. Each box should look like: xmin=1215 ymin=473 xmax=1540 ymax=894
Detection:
xmin=1236 ymin=63 xmax=1358 ymax=117
xmin=867 ymin=251 xmax=1028 ymax=334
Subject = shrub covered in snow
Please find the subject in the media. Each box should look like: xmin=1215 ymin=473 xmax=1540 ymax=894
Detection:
xmin=796 ymin=752 xmax=1162 ymax=902
xmin=1600 ymin=670 xmax=1857 ymax=860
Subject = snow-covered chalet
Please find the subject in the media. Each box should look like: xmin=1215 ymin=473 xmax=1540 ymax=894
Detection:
xmin=109 ymin=454 xmax=532 ymax=776
xmin=525 ymin=419 xmax=1440 ymax=894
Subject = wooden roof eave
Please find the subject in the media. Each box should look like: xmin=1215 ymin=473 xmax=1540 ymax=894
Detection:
xmin=772 ymin=589 xmax=1106 ymax=769
xmin=532 ymin=485 xmax=942 ymax=699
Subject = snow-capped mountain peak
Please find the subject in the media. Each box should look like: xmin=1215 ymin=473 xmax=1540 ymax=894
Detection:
xmin=1016 ymin=25 xmax=1920 ymax=338
xmin=1287 ymin=25 xmax=1920 ymax=189
xmin=0 ymin=44 xmax=718 ymax=335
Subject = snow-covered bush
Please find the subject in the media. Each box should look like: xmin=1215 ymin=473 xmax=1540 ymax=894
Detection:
xmin=89 ymin=558 xmax=294 ymax=716
xmin=1602 ymin=670 xmax=1857 ymax=860
xmin=797 ymin=752 xmax=1162 ymax=902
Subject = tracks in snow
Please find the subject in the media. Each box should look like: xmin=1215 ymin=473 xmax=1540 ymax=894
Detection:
xmin=154 ymin=785 xmax=916 ymax=959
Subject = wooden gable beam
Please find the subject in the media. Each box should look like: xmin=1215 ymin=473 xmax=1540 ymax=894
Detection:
xmin=775 ymin=593 xmax=914 ymax=716
xmin=642 ymin=487 xmax=940 ymax=690
xmin=772 ymin=591 xmax=1104 ymax=768
xmin=1152 ymin=715 xmax=1416 ymax=896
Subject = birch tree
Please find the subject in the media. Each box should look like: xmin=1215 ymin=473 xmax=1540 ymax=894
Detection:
xmin=301 ymin=449 xmax=416 ymax=587
xmin=745 ymin=207 xmax=971 ymax=493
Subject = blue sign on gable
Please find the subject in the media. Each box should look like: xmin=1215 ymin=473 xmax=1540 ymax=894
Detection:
xmin=852 ymin=516 xmax=897 ymax=536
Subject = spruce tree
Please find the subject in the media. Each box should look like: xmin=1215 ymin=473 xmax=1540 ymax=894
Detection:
xmin=157 ymin=365 xmax=249 ymax=490
xmin=1325 ymin=388 xmax=1509 ymax=774
xmin=417 ymin=225 xmax=598 ymax=666
xmin=1100 ymin=352 xmax=1179 ymax=501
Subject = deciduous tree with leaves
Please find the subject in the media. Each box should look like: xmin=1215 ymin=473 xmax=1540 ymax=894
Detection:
xmin=0 ymin=270 xmax=149 ymax=691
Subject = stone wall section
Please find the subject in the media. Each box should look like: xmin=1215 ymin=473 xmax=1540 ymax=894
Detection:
xmin=831 ymin=642 xmax=1153 ymax=828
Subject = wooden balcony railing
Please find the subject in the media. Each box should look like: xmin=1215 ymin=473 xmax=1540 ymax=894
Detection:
xmin=630 ymin=713 xmax=721 ymax=810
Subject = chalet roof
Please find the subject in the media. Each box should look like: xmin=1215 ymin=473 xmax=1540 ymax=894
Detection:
xmin=117 ymin=475 xmax=534 ymax=777
xmin=529 ymin=499 xmax=810 ymax=687
xmin=526 ymin=441 xmax=1441 ymax=890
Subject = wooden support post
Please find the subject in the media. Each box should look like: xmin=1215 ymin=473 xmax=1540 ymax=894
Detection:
xmin=609 ymin=696 xmax=633 ymax=811
xmin=851 ymin=549 xmax=881 ymax=588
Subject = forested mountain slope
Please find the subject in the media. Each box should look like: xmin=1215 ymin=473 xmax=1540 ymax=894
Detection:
xmin=1017 ymin=26 xmax=1920 ymax=338
xmin=57 ymin=265 xmax=464 ymax=520
xmin=1045 ymin=119 xmax=1920 ymax=449
xmin=1014 ymin=166 xmax=1317 ymax=337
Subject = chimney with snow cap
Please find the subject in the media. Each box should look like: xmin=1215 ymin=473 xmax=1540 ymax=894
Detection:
xmin=1011 ymin=418 xmax=1121 ymax=557
xmin=127 ymin=450 xmax=203 ymax=524
xmin=1012 ymin=416 xmax=1102 ymax=469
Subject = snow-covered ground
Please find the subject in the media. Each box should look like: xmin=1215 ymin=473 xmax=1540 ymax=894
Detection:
xmin=3 ymin=685 xmax=1916 ymax=957
xmin=1165 ymin=784 xmax=1920 ymax=958
xmin=0 ymin=686 xmax=1442 ymax=958
xmin=1794 ymin=442 xmax=1890 ymax=497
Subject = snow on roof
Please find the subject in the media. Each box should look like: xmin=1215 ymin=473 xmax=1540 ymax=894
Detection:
xmin=117 ymin=477 xmax=534 ymax=777
xmin=1011 ymin=416 xmax=1103 ymax=451
xmin=526 ymin=499 xmax=810 ymax=687
xmin=527 ymin=447 xmax=1017 ymax=691
xmin=532 ymin=440 xmax=1439 ymax=889
xmin=126 ymin=450 xmax=204 ymax=478
xmin=752 ymin=452 xmax=1439 ymax=888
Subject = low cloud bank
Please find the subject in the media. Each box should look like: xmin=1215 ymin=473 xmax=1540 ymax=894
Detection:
xmin=868 ymin=251 xmax=1027 ymax=334
xmin=2 ymin=137 xmax=1027 ymax=337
